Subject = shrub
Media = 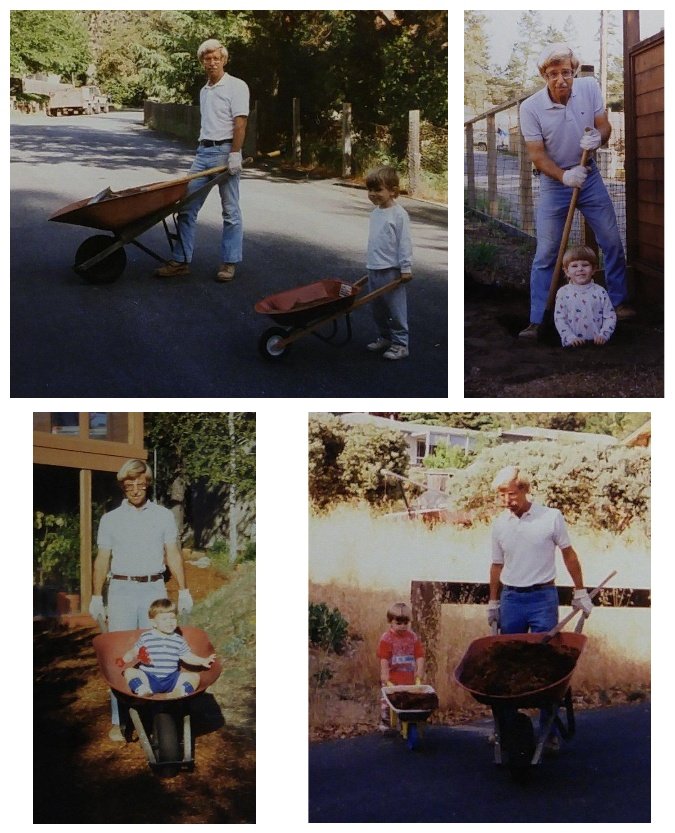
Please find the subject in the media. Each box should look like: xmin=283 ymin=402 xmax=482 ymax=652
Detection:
xmin=309 ymin=416 xmax=409 ymax=509
xmin=309 ymin=602 xmax=349 ymax=654
xmin=33 ymin=511 xmax=80 ymax=591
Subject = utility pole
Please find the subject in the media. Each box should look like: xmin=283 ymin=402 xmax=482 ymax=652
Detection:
xmin=599 ymin=10 xmax=608 ymax=104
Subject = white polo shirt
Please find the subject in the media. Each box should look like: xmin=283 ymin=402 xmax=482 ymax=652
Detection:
xmin=491 ymin=502 xmax=571 ymax=587
xmin=97 ymin=499 xmax=178 ymax=575
xmin=199 ymin=72 xmax=249 ymax=141
xmin=519 ymin=76 xmax=605 ymax=169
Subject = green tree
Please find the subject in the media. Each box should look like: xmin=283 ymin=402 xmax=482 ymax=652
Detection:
xmin=10 ymin=10 xmax=91 ymax=79
xmin=464 ymin=11 xmax=491 ymax=112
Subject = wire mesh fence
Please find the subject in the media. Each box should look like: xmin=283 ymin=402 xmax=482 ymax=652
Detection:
xmin=464 ymin=97 xmax=627 ymax=262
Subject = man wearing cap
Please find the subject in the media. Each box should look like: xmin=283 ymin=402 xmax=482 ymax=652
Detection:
xmin=89 ymin=458 xmax=193 ymax=740
xmin=518 ymin=43 xmax=635 ymax=339
xmin=154 ymin=38 xmax=249 ymax=283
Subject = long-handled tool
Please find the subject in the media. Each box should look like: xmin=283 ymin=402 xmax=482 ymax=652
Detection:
xmin=541 ymin=569 xmax=617 ymax=643
xmin=544 ymin=130 xmax=592 ymax=313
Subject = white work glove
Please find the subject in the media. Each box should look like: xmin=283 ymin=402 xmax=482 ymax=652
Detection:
xmin=579 ymin=127 xmax=602 ymax=151
xmin=227 ymin=151 xmax=243 ymax=175
xmin=89 ymin=595 xmax=105 ymax=620
xmin=178 ymin=588 xmax=194 ymax=614
xmin=562 ymin=166 xmax=588 ymax=188
xmin=487 ymin=600 xmax=500 ymax=628
xmin=571 ymin=589 xmax=594 ymax=617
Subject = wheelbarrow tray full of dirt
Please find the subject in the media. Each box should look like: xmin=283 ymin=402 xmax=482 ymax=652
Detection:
xmin=93 ymin=626 xmax=222 ymax=775
xmin=381 ymin=684 xmax=439 ymax=722
xmin=454 ymin=631 xmax=586 ymax=709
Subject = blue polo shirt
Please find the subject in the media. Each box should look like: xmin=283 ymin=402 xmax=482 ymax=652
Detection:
xmin=519 ymin=76 xmax=605 ymax=169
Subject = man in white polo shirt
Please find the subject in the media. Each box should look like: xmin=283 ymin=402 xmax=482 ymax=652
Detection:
xmin=154 ymin=38 xmax=249 ymax=283
xmin=89 ymin=458 xmax=193 ymax=740
xmin=518 ymin=43 xmax=635 ymax=340
xmin=487 ymin=465 xmax=593 ymax=634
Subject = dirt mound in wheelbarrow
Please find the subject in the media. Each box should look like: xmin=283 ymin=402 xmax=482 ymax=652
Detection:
xmin=460 ymin=640 xmax=579 ymax=697
xmin=387 ymin=690 xmax=439 ymax=711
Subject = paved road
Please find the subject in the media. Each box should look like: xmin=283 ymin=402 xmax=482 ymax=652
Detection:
xmin=309 ymin=703 xmax=650 ymax=823
xmin=11 ymin=111 xmax=447 ymax=397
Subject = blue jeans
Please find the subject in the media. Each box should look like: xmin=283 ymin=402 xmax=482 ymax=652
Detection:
xmin=530 ymin=161 xmax=627 ymax=323
xmin=367 ymin=267 xmax=408 ymax=347
xmin=171 ymin=143 xmax=243 ymax=265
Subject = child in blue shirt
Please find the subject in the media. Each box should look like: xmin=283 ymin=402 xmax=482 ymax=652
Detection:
xmin=365 ymin=166 xmax=413 ymax=360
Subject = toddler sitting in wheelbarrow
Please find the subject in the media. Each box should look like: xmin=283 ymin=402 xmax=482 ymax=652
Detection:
xmin=116 ymin=598 xmax=215 ymax=698
xmin=376 ymin=602 xmax=425 ymax=729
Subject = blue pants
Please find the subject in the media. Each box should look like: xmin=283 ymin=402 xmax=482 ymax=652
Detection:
xmin=171 ymin=143 xmax=243 ymax=265
xmin=367 ymin=267 xmax=408 ymax=347
xmin=530 ymin=161 xmax=627 ymax=323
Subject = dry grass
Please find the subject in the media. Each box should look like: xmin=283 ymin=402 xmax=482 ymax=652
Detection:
xmin=309 ymin=506 xmax=651 ymax=740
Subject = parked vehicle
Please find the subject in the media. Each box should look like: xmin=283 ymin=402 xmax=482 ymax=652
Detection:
xmin=21 ymin=76 xmax=110 ymax=116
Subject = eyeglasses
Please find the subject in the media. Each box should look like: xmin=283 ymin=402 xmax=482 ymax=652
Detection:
xmin=546 ymin=69 xmax=574 ymax=81
xmin=123 ymin=481 xmax=148 ymax=493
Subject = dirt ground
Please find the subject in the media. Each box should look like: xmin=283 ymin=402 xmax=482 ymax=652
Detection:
xmin=34 ymin=561 xmax=255 ymax=824
xmin=464 ymin=220 xmax=664 ymax=398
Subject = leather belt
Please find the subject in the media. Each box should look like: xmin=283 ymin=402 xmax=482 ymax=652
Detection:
xmin=199 ymin=138 xmax=232 ymax=146
xmin=111 ymin=573 xmax=164 ymax=583
xmin=503 ymin=580 xmax=555 ymax=593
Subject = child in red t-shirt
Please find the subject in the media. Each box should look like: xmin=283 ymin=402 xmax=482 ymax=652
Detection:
xmin=376 ymin=602 xmax=425 ymax=728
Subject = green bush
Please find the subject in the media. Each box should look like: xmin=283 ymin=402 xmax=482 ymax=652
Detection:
xmin=308 ymin=415 xmax=409 ymax=509
xmin=309 ymin=602 xmax=349 ymax=654
xmin=448 ymin=441 xmax=650 ymax=534
xmin=423 ymin=441 xmax=472 ymax=469
xmin=33 ymin=511 xmax=80 ymax=591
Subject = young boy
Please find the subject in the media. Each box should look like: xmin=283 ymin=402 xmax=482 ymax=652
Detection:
xmin=365 ymin=166 xmax=413 ymax=360
xmin=554 ymin=245 xmax=617 ymax=348
xmin=117 ymin=598 xmax=215 ymax=698
xmin=376 ymin=602 xmax=425 ymax=728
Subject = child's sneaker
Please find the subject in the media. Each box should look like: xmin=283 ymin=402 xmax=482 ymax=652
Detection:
xmin=383 ymin=344 xmax=409 ymax=360
xmin=378 ymin=715 xmax=391 ymax=732
xmin=367 ymin=337 xmax=391 ymax=352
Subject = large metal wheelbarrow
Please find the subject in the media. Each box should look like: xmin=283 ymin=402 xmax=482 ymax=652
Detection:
xmin=93 ymin=626 xmax=222 ymax=776
xmin=49 ymin=165 xmax=234 ymax=284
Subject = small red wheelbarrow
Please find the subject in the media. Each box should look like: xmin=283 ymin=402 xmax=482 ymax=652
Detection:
xmin=93 ymin=626 xmax=222 ymax=776
xmin=454 ymin=572 xmax=615 ymax=778
xmin=49 ymin=165 xmax=234 ymax=283
xmin=255 ymin=274 xmax=406 ymax=360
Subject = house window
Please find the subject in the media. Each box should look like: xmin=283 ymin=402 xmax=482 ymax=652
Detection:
xmin=51 ymin=413 xmax=79 ymax=436
xmin=89 ymin=413 xmax=129 ymax=442
xmin=416 ymin=439 xmax=426 ymax=464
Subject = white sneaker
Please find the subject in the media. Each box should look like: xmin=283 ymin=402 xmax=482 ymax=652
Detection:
xmin=367 ymin=337 xmax=391 ymax=352
xmin=383 ymin=344 xmax=409 ymax=360
xmin=108 ymin=725 xmax=125 ymax=742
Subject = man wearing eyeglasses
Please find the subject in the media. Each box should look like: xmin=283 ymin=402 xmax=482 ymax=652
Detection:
xmin=518 ymin=43 xmax=635 ymax=340
xmin=89 ymin=458 xmax=193 ymax=740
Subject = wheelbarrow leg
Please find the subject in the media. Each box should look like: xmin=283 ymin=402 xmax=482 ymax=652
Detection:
xmin=128 ymin=706 xmax=157 ymax=764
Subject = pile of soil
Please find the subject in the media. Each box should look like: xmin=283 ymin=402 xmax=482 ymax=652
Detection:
xmin=464 ymin=219 xmax=664 ymax=397
xmin=459 ymin=640 xmax=579 ymax=697
xmin=387 ymin=690 xmax=439 ymax=711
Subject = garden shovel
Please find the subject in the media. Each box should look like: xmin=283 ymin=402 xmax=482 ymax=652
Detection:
xmin=541 ymin=569 xmax=617 ymax=644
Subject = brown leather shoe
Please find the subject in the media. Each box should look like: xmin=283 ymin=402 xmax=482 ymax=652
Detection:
xmin=518 ymin=323 xmax=540 ymax=339
xmin=614 ymin=304 xmax=637 ymax=321
xmin=154 ymin=260 xmax=190 ymax=278
xmin=215 ymin=263 xmax=236 ymax=282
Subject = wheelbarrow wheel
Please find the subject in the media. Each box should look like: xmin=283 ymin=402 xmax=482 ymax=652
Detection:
xmin=259 ymin=327 xmax=293 ymax=361
xmin=153 ymin=712 xmax=180 ymax=777
xmin=74 ymin=234 xmax=126 ymax=284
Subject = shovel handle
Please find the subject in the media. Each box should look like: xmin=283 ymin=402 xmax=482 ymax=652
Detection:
xmin=541 ymin=570 xmax=617 ymax=643
xmin=545 ymin=131 xmax=592 ymax=311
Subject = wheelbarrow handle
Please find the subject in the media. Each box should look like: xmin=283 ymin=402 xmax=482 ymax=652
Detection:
xmin=541 ymin=570 xmax=617 ymax=643
xmin=180 ymin=157 xmax=254 ymax=184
